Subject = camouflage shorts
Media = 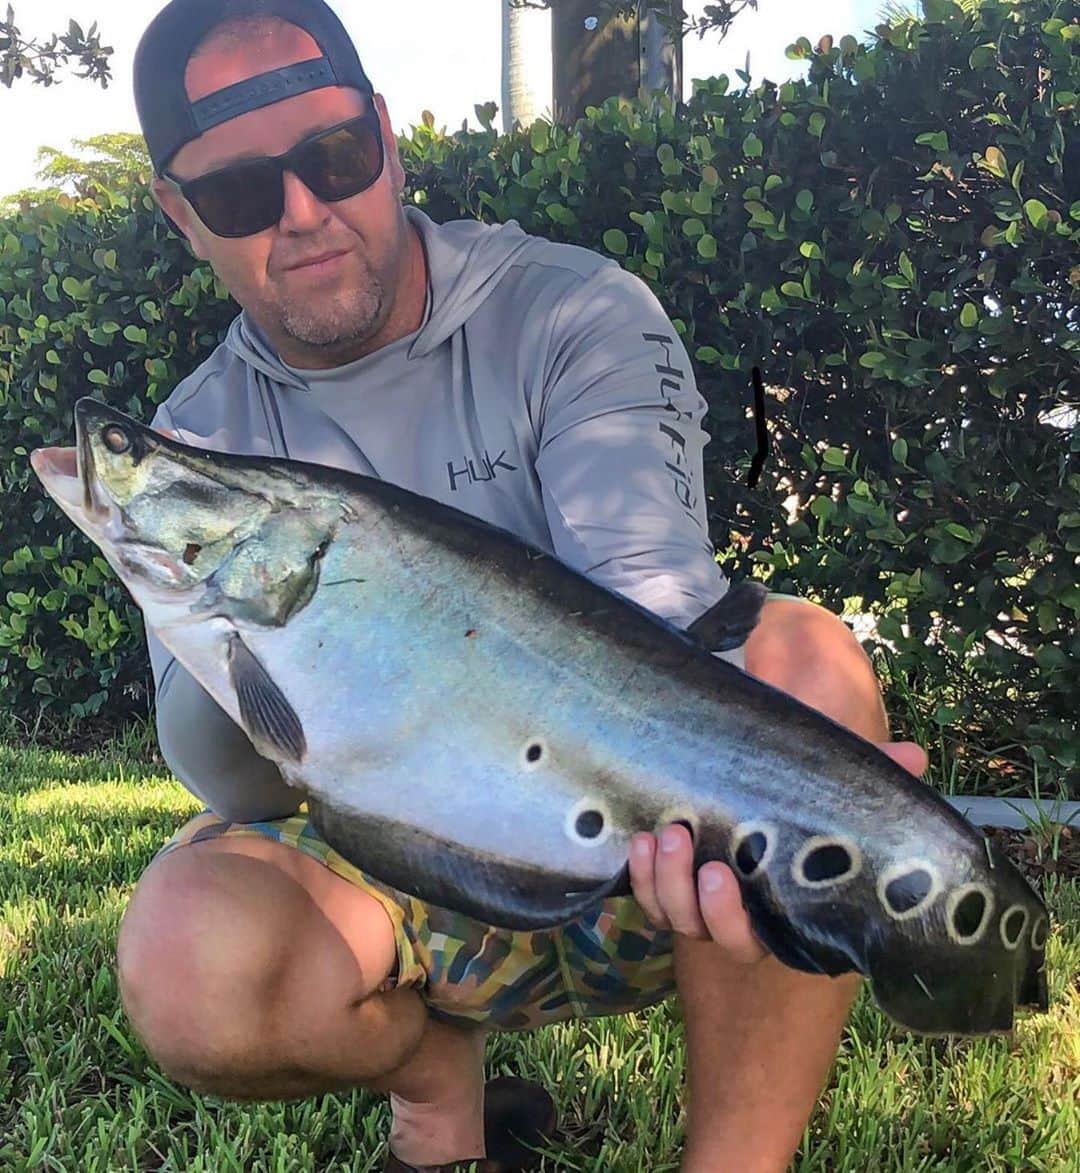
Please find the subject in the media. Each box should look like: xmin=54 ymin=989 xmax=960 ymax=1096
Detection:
xmin=153 ymin=808 xmax=676 ymax=1032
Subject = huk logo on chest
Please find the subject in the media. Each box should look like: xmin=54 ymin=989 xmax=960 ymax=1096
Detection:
xmin=447 ymin=448 xmax=518 ymax=492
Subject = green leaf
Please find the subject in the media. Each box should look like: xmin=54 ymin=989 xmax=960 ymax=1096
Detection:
xmin=822 ymin=446 xmax=846 ymax=468
xmin=859 ymin=351 xmax=887 ymax=368
xmin=799 ymin=241 xmax=823 ymax=260
xmin=892 ymin=438 xmax=908 ymax=464
xmin=780 ymin=281 xmax=805 ymax=298
xmin=61 ymin=276 xmax=92 ymax=301
xmin=915 ymin=131 xmax=949 ymax=152
xmin=795 ymin=189 xmax=813 ymax=213
xmin=694 ymin=346 xmax=721 ymax=364
xmin=808 ymin=113 xmax=826 ymax=139
xmin=810 ymin=495 xmax=835 ymax=520
xmin=123 ymin=325 xmax=148 ymax=345
xmin=682 ymin=218 xmax=706 ymax=239
xmin=696 ymin=234 xmax=718 ymax=259
xmin=981 ymin=145 xmax=1007 ymax=178
xmin=742 ymin=133 xmax=763 ymax=158
xmin=87 ymin=369 xmax=110 ymax=386
xmin=944 ymin=523 xmax=975 ymax=543
xmin=898 ymin=252 xmax=915 ymax=282
xmin=960 ymin=303 xmax=979 ymax=328
xmin=602 ymin=228 xmax=627 ymax=256
xmin=1023 ymin=198 xmax=1048 ymax=227
xmin=545 ymin=203 xmax=577 ymax=226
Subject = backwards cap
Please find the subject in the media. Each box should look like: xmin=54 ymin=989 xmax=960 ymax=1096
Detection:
xmin=134 ymin=0 xmax=374 ymax=174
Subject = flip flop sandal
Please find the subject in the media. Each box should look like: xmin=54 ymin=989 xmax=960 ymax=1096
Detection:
xmin=384 ymin=1076 xmax=558 ymax=1172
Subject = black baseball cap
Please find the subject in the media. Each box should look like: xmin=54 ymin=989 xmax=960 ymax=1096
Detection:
xmin=134 ymin=0 xmax=375 ymax=175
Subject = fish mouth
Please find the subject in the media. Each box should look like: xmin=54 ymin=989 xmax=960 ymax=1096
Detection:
xmin=31 ymin=401 xmax=125 ymax=527
xmin=29 ymin=443 xmax=105 ymax=525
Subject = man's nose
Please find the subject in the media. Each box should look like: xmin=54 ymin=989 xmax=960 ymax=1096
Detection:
xmin=278 ymin=169 xmax=332 ymax=232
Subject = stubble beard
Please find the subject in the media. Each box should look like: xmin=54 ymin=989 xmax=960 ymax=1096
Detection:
xmin=277 ymin=276 xmax=386 ymax=349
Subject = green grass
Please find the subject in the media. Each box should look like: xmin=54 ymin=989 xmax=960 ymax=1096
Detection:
xmin=1 ymin=741 xmax=1077 ymax=1172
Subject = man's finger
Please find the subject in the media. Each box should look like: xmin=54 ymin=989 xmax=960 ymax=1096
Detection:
xmin=879 ymin=740 xmax=928 ymax=777
xmin=629 ymin=832 xmax=670 ymax=929
xmin=652 ymin=823 xmax=710 ymax=939
xmin=697 ymin=863 xmax=770 ymax=964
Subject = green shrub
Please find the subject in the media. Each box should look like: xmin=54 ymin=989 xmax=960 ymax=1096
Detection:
xmin=1 ymin=0 xmax=1076 ymax=787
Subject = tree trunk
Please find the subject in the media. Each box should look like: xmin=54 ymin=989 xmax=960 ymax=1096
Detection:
xmin=551 ymin=1 xmax=682 ymax=126
xmin=502 ymin=1 xmax=551 ymax=133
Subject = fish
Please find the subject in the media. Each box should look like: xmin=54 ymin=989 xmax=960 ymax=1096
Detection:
xmin=31 ymin=397 xmax=1050 ymax=1036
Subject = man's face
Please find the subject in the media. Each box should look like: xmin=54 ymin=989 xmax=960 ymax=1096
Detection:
xmin=153 ymin=28 xmax=414 ymax=369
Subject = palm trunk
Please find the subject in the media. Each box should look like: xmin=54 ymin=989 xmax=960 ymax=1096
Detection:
xmin=502 ymin=1 xmax=550 ymax=133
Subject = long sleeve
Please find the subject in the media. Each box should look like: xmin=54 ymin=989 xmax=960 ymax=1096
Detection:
xmin=534 ymin=263 xmax=730 ymax=632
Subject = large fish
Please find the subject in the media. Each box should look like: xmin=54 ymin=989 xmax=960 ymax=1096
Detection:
xmin=32 ymin=398 xmax=1050 ymax=1035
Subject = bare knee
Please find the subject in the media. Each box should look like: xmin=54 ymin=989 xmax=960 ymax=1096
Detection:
xmin=116 ymin=846 xmax=292 ymax=1085
xmin=744 ymin=599 xmax=888 ymax=741
xmin=116 ymin=840 xmax=401 ymax=1093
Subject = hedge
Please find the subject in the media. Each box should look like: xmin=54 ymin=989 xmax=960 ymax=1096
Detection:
xmin=1 ymin=0 xmax=1077 ymax=788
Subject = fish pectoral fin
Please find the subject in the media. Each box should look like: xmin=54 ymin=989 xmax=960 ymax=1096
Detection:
xmin=686 ymin=579 xmax=769 ymax=652
xmin=228 ymin=635 xmax=306 ymax=763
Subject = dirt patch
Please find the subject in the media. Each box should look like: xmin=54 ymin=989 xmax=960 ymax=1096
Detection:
xmin=984 ymin=824 xmax=1078 ymax=889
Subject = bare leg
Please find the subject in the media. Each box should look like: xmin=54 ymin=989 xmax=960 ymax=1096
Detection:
xmin=676 ymin=599 xmax=894 ymax=1172
xmin=116 ymin=836 xmax=487 ymax=1165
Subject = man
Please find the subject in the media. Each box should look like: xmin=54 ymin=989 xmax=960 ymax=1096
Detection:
xmin=118 ymin=2 xmax=927 ymax=1170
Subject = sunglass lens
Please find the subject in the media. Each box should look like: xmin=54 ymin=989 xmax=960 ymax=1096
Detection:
xmin=298 ymin=119 xmax=384 ymax=202
xmin=189 ymin=160 xmax=284 ymax=237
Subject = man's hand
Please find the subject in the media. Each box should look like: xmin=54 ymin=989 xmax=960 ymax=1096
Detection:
xmin=628 ymin=739 xmax=929 ymax=961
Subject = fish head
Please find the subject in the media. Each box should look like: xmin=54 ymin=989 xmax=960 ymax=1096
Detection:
xmin=31 ymin=398 xmax=294 ymax=622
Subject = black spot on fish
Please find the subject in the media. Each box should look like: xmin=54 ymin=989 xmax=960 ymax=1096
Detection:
xmin=953 ymin=889 xmax=987 ymax=939
xmin=1031 ymin=917 xmax=1048 ymax=951
xmin=526 ymin=742 xmax=543 ymax=763
xmin=884 ymin=868 xmax=933 ymax=914
xmin=1001 ymin=907 xmax=1026 ymax=948
xmin=801 ymin=843 xmax=853 ymax=884
xmin=575 ymin=809 xmax=605 ymax=839
xmin=734 ymin=831 xmax=768 ymax=877
xmin=182 ymin=542 xmax=202 ymax=565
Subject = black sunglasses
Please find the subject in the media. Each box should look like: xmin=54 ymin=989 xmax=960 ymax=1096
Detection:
xmin=164 ymin=108 xmax=385 ymax=238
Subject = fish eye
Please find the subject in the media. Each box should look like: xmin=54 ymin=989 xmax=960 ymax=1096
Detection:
xmin=102 ymin=425 xmax=132 ymax=454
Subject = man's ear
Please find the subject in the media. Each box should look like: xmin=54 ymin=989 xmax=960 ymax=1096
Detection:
xmin=373 ymin=93 xmax=406 ymax=196
xmin=151 ymin=177 xmax=209 ymax=258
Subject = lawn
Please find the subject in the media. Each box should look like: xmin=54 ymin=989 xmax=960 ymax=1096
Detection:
xmin=1 ymin=740 xmax=1077 ymax=1172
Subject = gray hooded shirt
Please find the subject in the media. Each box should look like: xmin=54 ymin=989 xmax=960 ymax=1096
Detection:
xmin=148 ymin=205 xmax=732 ymax=821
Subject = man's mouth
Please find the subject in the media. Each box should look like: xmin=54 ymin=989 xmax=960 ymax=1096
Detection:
xmin=285 ymin=249 xmax=350 ymax=273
